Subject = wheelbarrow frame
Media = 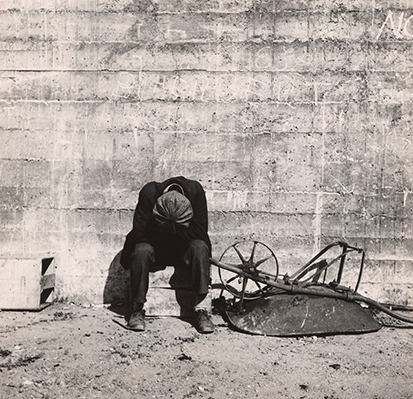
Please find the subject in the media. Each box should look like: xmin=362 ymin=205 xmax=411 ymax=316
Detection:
xmin=210 ymin=240 xmax=413 ymax=325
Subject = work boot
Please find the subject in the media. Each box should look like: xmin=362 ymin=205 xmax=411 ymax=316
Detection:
xmin=194 ymin=309 xmax=214 ymax=334
xmin=128 ymin=309 xmax=145 ymax=331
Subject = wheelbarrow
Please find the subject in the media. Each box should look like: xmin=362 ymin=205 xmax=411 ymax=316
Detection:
xmin=210 ymin=240 xmax=413 ymax=336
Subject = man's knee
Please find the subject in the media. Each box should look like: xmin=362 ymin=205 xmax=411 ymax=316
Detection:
xmin=188 ymin=239 xmax=209 ymax=255
xmin=131 ymin=243 xmax=154 ymax=263
xmin=186 ymin=240 xmax=210 ymax=267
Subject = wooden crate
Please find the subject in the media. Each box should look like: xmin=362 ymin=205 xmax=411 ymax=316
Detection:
xmin=0 ymin=257 xmax=55 ymax=310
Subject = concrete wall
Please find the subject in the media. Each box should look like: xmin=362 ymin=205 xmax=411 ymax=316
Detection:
xmin=1 ymin=0 xmax=412 ymax=305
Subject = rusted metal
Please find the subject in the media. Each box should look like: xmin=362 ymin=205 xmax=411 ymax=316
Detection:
xmin=225 ymin=294 xmax=382 ymax=336
xmin=210 ymin=240 xmax=413 ymax=336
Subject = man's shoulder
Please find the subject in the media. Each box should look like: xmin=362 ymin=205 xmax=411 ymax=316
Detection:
xmin=139 ymin=181 xmax=158 ymax=199
xmin=140 ymin=177 xmax=204 ymax=199
xmin=160 ymin=176 xmax=204 ymax=192
xmin=175 ymin=176 xmax=203 ymax=190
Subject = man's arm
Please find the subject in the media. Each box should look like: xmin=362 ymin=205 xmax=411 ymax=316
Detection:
xmin=132 ymin=184 xmax=156 ymax=243
xmin=120 ymin=184 xmax=154 ymax=269
xmin=176 ymin=182 xmax=208 ymax=242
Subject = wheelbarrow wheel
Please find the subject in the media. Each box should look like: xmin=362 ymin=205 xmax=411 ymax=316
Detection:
xmin=218 ymin=240 xmax=279 ymax=300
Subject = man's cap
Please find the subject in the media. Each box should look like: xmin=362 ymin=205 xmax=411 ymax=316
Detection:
xmin=153 ymin=190 xmax=193 ymax=227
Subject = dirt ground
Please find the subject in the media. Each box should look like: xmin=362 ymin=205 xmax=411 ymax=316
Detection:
xmin=1 ymin=301 xmax=412 ymax=399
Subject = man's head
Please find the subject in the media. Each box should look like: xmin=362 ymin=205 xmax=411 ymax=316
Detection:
xmin=153 ymin=190 xmax=193 ymax=231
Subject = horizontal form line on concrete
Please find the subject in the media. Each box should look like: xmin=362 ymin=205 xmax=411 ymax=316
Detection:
xmin=0 ymin=1 xmax=405 ymax=12
xmin=0 ymin=39 xmax=410 ymax=52
xmin=0 ymin=68 xmax=410 ymax=75
xmin=0 ymin=130 xmax=349 ymax=137
xmin=0 ymin=7 xmax=408 ymax=14
xmin=0 ymin=7 xmax=406 ymax=17
xmin=0 ymin=69 xmax=381 ymax=74
xmin=1 ymin=129 xmax=328 ymax=136
xmin=0 ymin=38 xmax=411 ymax=45
xmin=0 ymin=10 xmax=307 ymax=16
xmin=5 ymin=207 xmax=406 ymax=216
xmin=0 ymin=99 xmax=382 ymax=106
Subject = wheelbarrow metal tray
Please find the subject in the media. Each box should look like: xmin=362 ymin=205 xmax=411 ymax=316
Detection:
xmin=225 ymin=292 xmax=382 ymax=337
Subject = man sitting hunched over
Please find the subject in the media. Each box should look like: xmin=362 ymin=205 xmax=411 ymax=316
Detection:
xmin=120 ymin=176 xmax=214 ymax=334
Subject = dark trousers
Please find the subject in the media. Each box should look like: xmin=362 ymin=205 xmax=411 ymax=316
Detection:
xmin=129 ymin=239 xmax=210 ymax=309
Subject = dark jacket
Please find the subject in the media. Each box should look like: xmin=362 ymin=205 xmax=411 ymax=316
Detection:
xmin=120 ymin=176 xmax=211 ymax=269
